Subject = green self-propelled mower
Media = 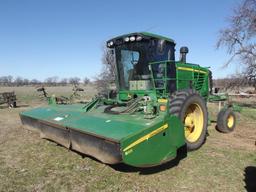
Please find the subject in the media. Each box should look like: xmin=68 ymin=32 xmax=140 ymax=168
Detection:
xmin=20 ymin=32 xmax=236 ymax=167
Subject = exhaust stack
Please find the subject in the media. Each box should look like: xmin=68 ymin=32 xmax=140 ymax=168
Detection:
xmin=180 ymin=46 xmax=189 ymax=63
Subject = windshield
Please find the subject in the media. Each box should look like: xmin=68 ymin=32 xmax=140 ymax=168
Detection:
xmin=121 ymin=50 xmax=140 ymax=88
xmin=114 ymin=40 xmax=174 ymax=90
xmin=115 ymin=42 xmax=151 ymax=90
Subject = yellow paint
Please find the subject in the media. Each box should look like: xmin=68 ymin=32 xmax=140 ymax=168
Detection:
xmin=177 ymin=67 xmax=207 ymax=74
xmin=227 ymin=115 xmax=234 ymax=128
xmin=123 ymin=123 xmax=168 ymax=152
xmin=127 ymin=93 xmax=132 ymax=99
xmin=184 ymin=103 xmax=204 ymax=142
xmin=124 ymin=149 xmax=133 ymax=156
xmin=158 ymin=98 xmax=168 ymax=103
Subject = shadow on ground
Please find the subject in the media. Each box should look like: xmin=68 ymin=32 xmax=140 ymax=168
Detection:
xmin=62 ymin=144 xmax=187 ymax=175
xmin=244 ymin=166 xmax=256 ymax=192
xmin=110 ymin=146 xmax=187 ymax=175
xmin=16 ymin=104 xmax=30 ymax=108
xmin=46 ymin=137 xmax=188 ymax=175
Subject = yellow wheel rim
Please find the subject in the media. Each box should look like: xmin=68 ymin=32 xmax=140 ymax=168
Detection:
xmin=227 ymin=114 xmax=234 ymax=128
xmin=184 ymin=103 xmax=204 ymax=142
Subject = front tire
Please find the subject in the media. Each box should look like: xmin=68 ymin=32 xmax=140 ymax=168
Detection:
xmin=170 ymin=89 xmax=208 ymax=151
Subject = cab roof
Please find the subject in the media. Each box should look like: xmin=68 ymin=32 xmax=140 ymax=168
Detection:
xmin=107 ymin=32 xmax=175 ymax=44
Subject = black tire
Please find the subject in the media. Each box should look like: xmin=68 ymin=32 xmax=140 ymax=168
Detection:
xmin=9 ymin=101 xmax=16 ymax=108
xmin=209 ymin=70 xmax=213 ymax=94
xmin=216 ymin=108 xmax=236 ymax=133
xmin=169 ymin=89 xmax=208 ymax=151
xmin=109 ymin=90 xmax=117 ymax=99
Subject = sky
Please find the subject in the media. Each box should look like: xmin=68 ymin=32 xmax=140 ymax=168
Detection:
xmin=0 ymin=0 xmax=242 ymax=81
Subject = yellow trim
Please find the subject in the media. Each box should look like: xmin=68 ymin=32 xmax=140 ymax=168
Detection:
xmin=127 ymin=93 xmax=132 ymax=99
xmin=124 ymin=149 xmax=133 ymax=156
xmin=158 ymin=98 xmax=168 ymax=103
xmin=177 ymin=67 xmax=207 ymax=74
xmin=123 ymin=124 xmax=168 ymax=152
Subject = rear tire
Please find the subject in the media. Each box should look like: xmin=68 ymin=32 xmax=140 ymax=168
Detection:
xmin=216 ymin=108 xmax=236 ymax=133
xmin=169 ymin=89 xmax=208 ymax=151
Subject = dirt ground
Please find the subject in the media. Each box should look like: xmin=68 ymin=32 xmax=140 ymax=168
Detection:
xmin=0 ymin=86 xmax=255 ymax=192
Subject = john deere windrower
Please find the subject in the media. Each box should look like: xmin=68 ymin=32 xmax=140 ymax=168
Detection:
xmin=20 ymin=32 xmax=237 ymax=167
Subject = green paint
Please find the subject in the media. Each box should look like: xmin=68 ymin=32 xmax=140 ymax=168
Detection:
xmin=20 ymin=32 xmax=229 ymax=167
xmin=20 ymin=102 xmax=184 ymax=167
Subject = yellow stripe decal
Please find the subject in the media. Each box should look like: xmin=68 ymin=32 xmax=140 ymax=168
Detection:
xmin=123 ymin=123 xmax=168 ymax=152
xmin=177 ymin=67 xmax=207 ymax=74
xmin=158 ymin=98 xmax=168 ymax=103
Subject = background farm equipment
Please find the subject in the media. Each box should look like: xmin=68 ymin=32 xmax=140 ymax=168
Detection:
xmin=36 ymin=84 xmax=85 ymax=104
xmin=0 ymin=91 xmax=17 ymax=108
xmin=20 ymin=32 xmax=238 ymax=167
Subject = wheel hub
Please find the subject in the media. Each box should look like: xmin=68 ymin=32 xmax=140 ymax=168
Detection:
xmin=184 ymin=103 xmax=204 ymax=142
xmin=227 ymin=114 xmax=234 ymax=128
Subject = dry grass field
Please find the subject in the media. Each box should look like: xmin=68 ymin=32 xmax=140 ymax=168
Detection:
xmin=0 ymin=86 xmax=255 ymax=192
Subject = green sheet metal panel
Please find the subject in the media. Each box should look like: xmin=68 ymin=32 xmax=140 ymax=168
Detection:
xmin=176 ymin=62 xmax=209 ymax=98
xmin=121 ymin=115 xmax=185 ymax=167
xmin=20 ymin=103 xmax=186 ymax=166
xmin=21 ymin=104 xmax=164 ymax=141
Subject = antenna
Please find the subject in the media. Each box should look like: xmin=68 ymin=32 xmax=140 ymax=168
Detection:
xmin=142 ymin=25 xmax=157 ymax=32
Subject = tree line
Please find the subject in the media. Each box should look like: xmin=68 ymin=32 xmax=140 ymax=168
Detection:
xmin=213 ymin=75 xmax=256 ymax=91
xmin=0 ymin=75 xmax=90 ymax=86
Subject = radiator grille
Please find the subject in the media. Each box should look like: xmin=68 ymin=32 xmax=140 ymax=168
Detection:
xmin=194 ymin=72 xmax=205 ymax=91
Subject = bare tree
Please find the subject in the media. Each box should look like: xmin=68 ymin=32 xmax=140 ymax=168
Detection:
xmin=23 ymin=78 xmax=30 ymax=86
xmin=102 ymin=47 xmax=116 ymax=79
xmin=83 ymin=77 xmax=90 ymax=85
xmin=60 ymin=78 xmax=68 ymax=86
xmin=7 ymin=75 xmax=13 ymax=86
xmin=0 ymin=75 xmax=13 ymax=86
xmin=45 ymin=76 xmax=58 ymax=86
xmin=217 ymin=0 xmax=256 ymax=90
xmin=30 ymin=79 xmax=41 ymax=85
xmin=95 ymin=46 xmax=116 ymax=92
xmin=13 ymin=77 xmax=24 ymax=86
xmin=69 ymin=77 xmax=80 ymax=85
xmin=0 ymin=76 xmax=7 ymax=86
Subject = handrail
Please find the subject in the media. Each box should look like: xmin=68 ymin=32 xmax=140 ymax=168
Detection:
xmin=149 ymin=60 xmax=175 ymax=65
xmin=149 ymin=60 xmax=175 ymax=96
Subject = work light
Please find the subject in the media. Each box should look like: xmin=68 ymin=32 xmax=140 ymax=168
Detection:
xmin=136 ymin=36 xmax=142 ymax=41
xmin=129 ymin=36 xmax=135 ymax=41
xmin=124 ymin=37 xmax=129 ymax=42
